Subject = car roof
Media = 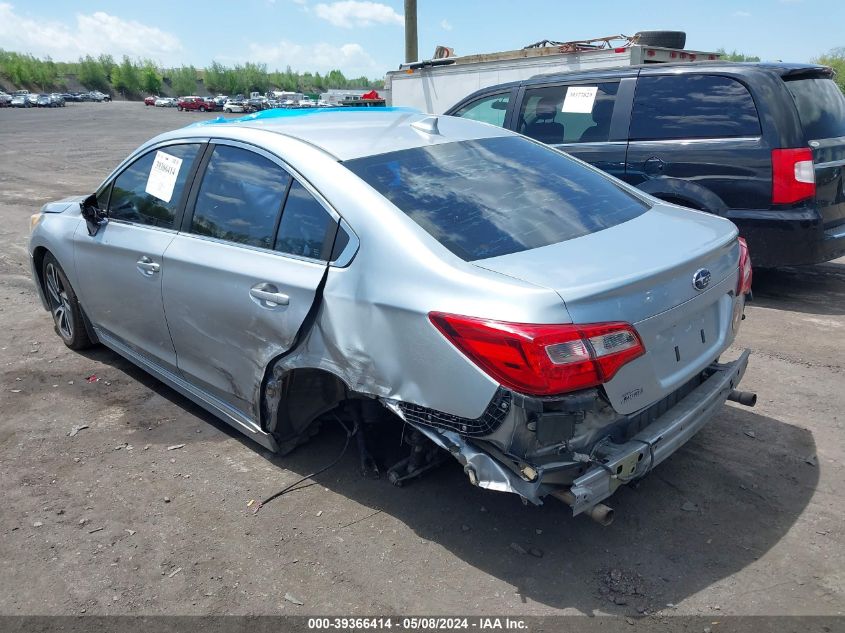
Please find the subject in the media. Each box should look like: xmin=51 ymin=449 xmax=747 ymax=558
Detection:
xmin=180 ymin=107 xmax=514 ymax=161
xmin=453 ymin=61 xmax=833 ymax=104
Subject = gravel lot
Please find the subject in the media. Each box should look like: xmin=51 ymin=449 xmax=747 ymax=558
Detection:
xmin=0 ymin=102 xmax=843 ymax=618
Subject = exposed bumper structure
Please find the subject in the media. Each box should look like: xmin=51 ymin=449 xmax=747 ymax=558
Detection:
xmin=389 ymin=349 xmax=751 ymax=517
xmin=565 ymin=349 xmax=751 ymax=515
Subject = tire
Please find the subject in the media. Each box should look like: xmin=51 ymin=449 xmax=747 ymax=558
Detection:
xmin=178 ymin=105 xmax=183 ymax=111
xmin=633 ymin=30 xmax=686 ymax=49
xmin=199 ymin=105 xmax=206 ymax=112
xmin=41 ymin=253 xmax=93 ymax=350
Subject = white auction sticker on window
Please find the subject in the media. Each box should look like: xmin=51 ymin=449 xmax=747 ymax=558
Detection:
xmin=145 ymin=151 xmax=183 ymax=203
xmin=561 ymin=86 xmax=598 ymax=113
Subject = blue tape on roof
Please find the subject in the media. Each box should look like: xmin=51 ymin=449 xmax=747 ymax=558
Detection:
xmin=189 ymin=106 xmax=416 ymax=127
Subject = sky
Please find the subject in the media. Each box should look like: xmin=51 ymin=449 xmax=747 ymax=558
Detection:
xmin=0 ymin=0 xmax=842 ymax=79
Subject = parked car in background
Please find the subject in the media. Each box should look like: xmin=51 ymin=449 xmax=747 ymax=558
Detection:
xmin=177 ymin=96 xmax=211 ymax=112
xmin=10 ymin=94 xmax=29 ymax=108
xmin=447 ymin=61 xmax=845 ymax=267
xmin=27 ymin=94 xmax=39 ymax=106
xmin=247 ymin=97 xmax=269 ymax=112
xmin=154 ymin=97 xmax=177 ymax=107
xmin=88 ymin=91 xmax=111 ymax=102
xmin=222 ymin=98 xmax=246 ymax=113
xmin=202 ymin=97 xmax=221 ymax=112
xmin=49 ymin=94 xmax=66 ymax=107
xmin=28 ymin=108 xmax=753 ymax=521
xmin=36 ymin=94 xmax=52 ymax=108
xmin=144 ymin=95 xmax=159 ymax=106
xmin=0 ymin=92 xmax=11 ymax=107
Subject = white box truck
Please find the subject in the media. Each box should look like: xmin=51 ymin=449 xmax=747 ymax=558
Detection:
xmin=386 ymin=32 xmax=721 ymax=114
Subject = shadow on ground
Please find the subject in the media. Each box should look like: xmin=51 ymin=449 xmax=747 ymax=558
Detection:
xmin=80 ymin=345 xmax=819 ymax=615
xmin=752 ymin=261 xmax=845 ymax=316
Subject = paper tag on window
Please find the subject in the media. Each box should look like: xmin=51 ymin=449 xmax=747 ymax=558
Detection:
xmin=145 ymin=151 xmax=183 ymax=203
xmin=561 ymin=86 xmax=598 ymax=113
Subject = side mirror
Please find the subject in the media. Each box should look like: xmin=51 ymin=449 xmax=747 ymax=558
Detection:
xmin=80 ymin=193 xmax=107 ymax=236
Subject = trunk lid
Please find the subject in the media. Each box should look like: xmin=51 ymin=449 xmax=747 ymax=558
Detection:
xmin=783 ymin=75 xmax=845 ymax=230
xmin=474 ymin=204 xmax=740 ymax=413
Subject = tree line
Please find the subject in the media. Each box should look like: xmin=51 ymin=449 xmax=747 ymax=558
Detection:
xmin=0 ymin=50 xmax=384 ymax=97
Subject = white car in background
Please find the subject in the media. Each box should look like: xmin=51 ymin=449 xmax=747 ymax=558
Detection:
xmin=223 ymin=99 xmax=247 ymax=113
xmin=154 ymin=97 xmax=177 ymax=108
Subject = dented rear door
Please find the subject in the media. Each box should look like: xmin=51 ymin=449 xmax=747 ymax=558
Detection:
xmin=161 ymin=142 xmax=336 ymax=420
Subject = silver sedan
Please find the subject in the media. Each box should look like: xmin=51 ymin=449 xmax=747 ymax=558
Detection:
xmin=28 ymin=109 xmax=754 ymax=522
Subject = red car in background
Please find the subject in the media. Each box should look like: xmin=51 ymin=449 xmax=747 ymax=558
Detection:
xmin=144 ymin=95 xmax=158 ymax=106
xmin=177 ymin=96 xmax=219 ymax=112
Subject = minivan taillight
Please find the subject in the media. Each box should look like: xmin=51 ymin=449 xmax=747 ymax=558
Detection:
xmin=771 ymin=148 xmax=815 ymax=204
xmin=429 ymin=313 xmax=645 ymax=396
xmin=738 ymin=237 xmax=752 ymax=296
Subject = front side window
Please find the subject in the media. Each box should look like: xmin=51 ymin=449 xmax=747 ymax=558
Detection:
xmin=629 ymin=74 xmax=761 ymax=140
xmin=452 ymin=93 xmax=510 ymax=127
xmin=518 ymin=82 xmax=619 ymax=144
xmin=274 ymin=181 xmax=335 ymax=260
xmin=108 ymin=144 xmax=201 ymax=229
xmin=190 ymin=145 xmax=291 ymax=249
xmin=346 ymin=136 xmax=648 ymax=261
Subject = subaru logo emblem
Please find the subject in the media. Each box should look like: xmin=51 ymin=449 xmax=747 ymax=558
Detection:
xmin=692 ymin=268 xmax=711 ymax=291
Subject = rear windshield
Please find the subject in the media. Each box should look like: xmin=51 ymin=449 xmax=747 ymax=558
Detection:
xmin=785 ymin=77 xmax=845 ymax=140
xmin=345 ymin=136 xmax=648 ymax=261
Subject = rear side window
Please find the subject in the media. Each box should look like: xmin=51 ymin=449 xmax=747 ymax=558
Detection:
xmin=785 ymin=77 xmax=845 ymax=140
xmin=346 ymin=136 xmax=648 ymax=261
xmin=108 ymin=144 xmax=201 ymax=229
xmin=630 ymin=75 xmax=761 ymax=140
xmin=190 ymin=146 xmax=291 ymax=249
xmin=452 ymin=93 xmax=510 ymax=127
xmin=274 ymin=181 xmax=335 ymax=260
xmin=518 ymin=82 xmax=619 ymax=144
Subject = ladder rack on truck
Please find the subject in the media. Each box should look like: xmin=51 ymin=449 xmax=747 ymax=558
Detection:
xmin=386 ymin=34 xmax=721 ymax=114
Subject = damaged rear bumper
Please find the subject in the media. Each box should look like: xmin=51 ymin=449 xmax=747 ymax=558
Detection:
xmin=565 ymin=349 xmax=751 ymax=515
xmin=388 ymin=349 xmax=751 ymax=516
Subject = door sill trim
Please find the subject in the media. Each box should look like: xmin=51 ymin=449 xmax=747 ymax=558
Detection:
xmin=94 ymin=328 xmax=279 ymax=452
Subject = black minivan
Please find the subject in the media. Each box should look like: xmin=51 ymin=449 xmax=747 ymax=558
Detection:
xmin=445 ymin=62 xmax=845 ymax=267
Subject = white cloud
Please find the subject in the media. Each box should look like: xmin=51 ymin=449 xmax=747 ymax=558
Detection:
xmin=0 ymin=3 xmax=182 ymax=63
xmin=314 ymin=1 xmax=403 ymax=28
xmin=246 ymin=40 xmax=379 ymax=77
xmin=732 ymin=10 xmax=751 ymax=17
xmin=440 ymin=19 xmax=453 ymax=31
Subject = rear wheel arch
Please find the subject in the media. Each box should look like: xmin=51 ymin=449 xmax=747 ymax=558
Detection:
xmin=261 ymin=364 xmax=352 ymax=455
xmin=636 ymin=178 xmax=727 ymax=214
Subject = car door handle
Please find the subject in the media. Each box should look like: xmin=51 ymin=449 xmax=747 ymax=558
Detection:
xmin=249 ymin=284 xmax=290 ymax=307
xmin=136 ymin=256 xmax=160 ymax=276
xmin=643 ymin=156 xmax=666 ymax=175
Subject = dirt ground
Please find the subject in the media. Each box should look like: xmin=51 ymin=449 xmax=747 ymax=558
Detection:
xmin=0 ymin=102 xmax=842 ymax=618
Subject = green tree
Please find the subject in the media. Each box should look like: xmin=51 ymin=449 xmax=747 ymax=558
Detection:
xmin=716 ymin=48 xmax=761 ymax=62
xmin=77 ymin=55 xmax=109 ymax=91
xmin=112 ymin=55 xmax=141 ymax=95
xmin=140 ymin=60 xmax=162 ymax=94
xmin=169 ymin=65 xmax=198 ymax=96
xmin=813 ymin=48 xmax=845 ymax=93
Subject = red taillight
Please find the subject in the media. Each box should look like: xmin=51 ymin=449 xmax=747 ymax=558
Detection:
xmin=772 ymin=148 xmax=815 ymax=204
xmin=429 ymin=313 xmax=645 ymax=396
xmin=737 ymin=237 xmax=753 ymax=296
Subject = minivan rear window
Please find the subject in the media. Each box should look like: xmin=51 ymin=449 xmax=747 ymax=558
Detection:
xmin=345 ymin=136 xmax=649 ymax=261
xmin=785 ymin=77 xmax=845 ymax=140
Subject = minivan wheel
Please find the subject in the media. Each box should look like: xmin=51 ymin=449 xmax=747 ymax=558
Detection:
xmin=42 ymin=254 xmax=93 ymax=350
xmin=633 ymin=30 xmax=686 ymax=49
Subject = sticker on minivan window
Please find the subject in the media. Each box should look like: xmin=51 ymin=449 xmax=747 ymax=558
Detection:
xmin=562 ymin=86 xmax=598 ymax=113
xmin=145 ymin=151 xmax=183 ymax=203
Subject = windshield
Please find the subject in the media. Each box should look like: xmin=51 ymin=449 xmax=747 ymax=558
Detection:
xmin=345 ymin=136 xmax=648 ymax=261
xmin=785 ymin=77 xmax=845 ymax=140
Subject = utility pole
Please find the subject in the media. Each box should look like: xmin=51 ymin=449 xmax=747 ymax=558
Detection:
xmin=404 ymin=0 xmax=418 ymax=63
